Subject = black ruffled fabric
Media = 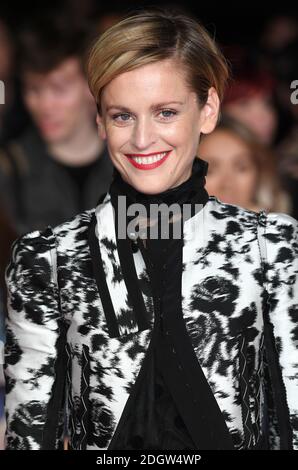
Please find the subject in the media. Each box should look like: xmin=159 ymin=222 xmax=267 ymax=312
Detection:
xmin=109 ymin=157 xmax=209 ymax=215
xmin=110 ymin=345 xmax=197 ymax=450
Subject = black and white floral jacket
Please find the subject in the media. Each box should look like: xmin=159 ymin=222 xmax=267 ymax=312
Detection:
xmin=4 ymin=193 xmax=298 ymax=450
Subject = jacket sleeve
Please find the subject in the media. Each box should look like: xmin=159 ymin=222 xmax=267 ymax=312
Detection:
xmin=4 ymin=227 xmax=66 ymax=450
xmin=261 ymin=211 xmax=298 ymax=449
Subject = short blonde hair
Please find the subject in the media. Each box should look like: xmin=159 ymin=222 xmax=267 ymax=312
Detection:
xmin=86 ymin=8 xmax=229 ymax=114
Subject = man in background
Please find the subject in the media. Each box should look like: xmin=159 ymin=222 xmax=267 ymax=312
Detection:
xmin=0 ymin=14 xmax=113 ymax=235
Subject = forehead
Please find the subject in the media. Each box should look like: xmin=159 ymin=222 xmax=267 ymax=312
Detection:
xmin=202 ymin=129 xmax=252 ymax=156
xmin=101 ymin=59 xmax=194 ymax=107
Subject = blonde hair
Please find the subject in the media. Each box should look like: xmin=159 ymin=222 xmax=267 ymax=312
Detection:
xmin=86 ymin=8 xmax=229 ymax=114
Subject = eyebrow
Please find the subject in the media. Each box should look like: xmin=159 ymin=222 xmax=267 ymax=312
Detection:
xmin=106 ymin=101 xmax=184 ymax=112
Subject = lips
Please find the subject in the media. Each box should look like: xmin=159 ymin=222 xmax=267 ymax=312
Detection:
xmin=125 ymin=150 xmax=172 ymax=170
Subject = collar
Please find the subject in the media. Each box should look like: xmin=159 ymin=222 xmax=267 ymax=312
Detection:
xmin=109 ymin=156 xmax=209 ymax=210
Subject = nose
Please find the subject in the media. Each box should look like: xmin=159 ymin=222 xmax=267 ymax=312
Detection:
xmin=131 ymin=115 xmax=156 ymax=150
xmin=38 ymin=90 xmax=56 ymax=114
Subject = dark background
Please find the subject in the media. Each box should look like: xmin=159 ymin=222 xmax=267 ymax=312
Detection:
xmin=1 ymin=0 xmax=297 ymax=45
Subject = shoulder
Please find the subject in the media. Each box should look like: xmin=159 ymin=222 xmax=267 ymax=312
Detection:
xmin=207 ymin=196 xmax=259 ymax=218
xmin=208 ymin=196 xmax=297 ymax=232
xmin=6 ymin=225 xmax=57 ymax=290
xmin=0 ymin=128 xmax=35 ymax=181
xmin=8 ymin=226 xmax=56 ymax=266
xmin=6 ymin=208 xmax=95 ymax=285
xmin=205 ymin=198 xmax=298 ymax=261
xmin=206 ymin=196 xmax=260 ymax=234
xmin=259 ymin=212 xmax=298 ymax=301
xmin=261 ymin=211 xmax=298 ymax=237
xmin=259 ymin=211 xmax=298 ymax=267
xmin=16 ymin=206 xmax=96 ymax=250
xmin=52 ymin=207 xmax=95 ymax=251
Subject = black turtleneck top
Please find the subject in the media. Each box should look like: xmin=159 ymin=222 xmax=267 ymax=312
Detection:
xmin=107 ymin=158 xmax=211 ymax=450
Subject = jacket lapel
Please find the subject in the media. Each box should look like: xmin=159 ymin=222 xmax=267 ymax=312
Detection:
xmin=89 ymin=192 xmax=209 ymax=339
xmin=88 ymin=193 xmax=153 ymax=338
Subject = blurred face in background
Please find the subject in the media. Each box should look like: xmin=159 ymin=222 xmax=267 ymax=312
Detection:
xmin=223 ymin=94 xmax=277 ymax=145
xmin=97 ymin=58 xmax=219 ymax=194
xmin=199 ymin=129 xmax=259 ymax=210
xmin=22 ymin=57 xmax=95 ymax=144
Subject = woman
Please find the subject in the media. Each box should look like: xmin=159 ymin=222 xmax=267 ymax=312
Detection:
xmin=199 ymin=114 xmax=291 ymax=213
xmin=4 ymin=9 xmax=298 ymax=450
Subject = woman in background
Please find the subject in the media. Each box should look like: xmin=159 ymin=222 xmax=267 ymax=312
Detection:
xmin=199 ymin=115 xmax=291 ymax=213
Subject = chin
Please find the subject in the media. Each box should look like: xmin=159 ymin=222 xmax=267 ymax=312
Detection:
xmin=41 ymin=130 xmax=66 ymax=144
xmin=37 ymin=122 xmax=69 ymax=142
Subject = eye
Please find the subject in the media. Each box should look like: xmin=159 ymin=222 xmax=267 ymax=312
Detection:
xmin=52 ymin=84 xmax=69 ymax=95
xmin=236 ymin=164 xmax=252 ymax=173
xmin=159 ymin=109 xmax=177 ymax=119
xmin=24 ymin=85 xmax=40 ymax=95
xmin=112 ymin=113 xmax=132 ymax=123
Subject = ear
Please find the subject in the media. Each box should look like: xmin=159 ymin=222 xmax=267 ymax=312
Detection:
xmin=96 ymin=113 xmax=107 ymax=140
xmin=200 ymin=87 xmax=220 ymax=135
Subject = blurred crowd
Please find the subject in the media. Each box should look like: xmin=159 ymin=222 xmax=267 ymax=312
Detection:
xmin=0 ymin=2 xmax=298 ymax=449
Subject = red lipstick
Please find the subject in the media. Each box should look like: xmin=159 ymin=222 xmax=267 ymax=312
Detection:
xmin=124 ymin=150 xmax=171 ymax=170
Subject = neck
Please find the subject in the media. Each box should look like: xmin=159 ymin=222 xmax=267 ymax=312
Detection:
xmin=48 ymin=119 xmax=104 ymax=166
xmin=109 ymin=157 xmax=209 ymax=241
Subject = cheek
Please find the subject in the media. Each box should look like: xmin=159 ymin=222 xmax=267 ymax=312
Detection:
xmin=57 ymin=86 xmax=86 ymax=111
xmin=237 ymin=170 xmax=258 ymax=192
xmin=23 ymin=94 xmax=38 ymax=113
xmin=60 ymin=94 xmax=80 ymax=110
xmin=205 ymin=174 xmax=221 ymax=192
xmin=168 ymin=119 xmax=195 ymax=142
xmin=264 ymin=110 xmax=277 ymax=129
xmin=105 ymin=126 xmax=129 ymax=150
xmin=162 ymin=122 xmax=200 ymax=163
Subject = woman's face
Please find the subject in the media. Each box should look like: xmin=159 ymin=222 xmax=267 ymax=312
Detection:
xmin=97 ymin=58 xmax=219 ymax=194
xmin=199 ymin=129 xmax=259 ymax=209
